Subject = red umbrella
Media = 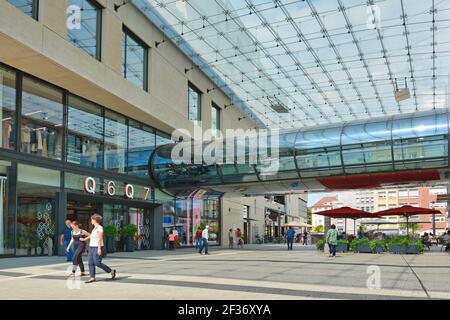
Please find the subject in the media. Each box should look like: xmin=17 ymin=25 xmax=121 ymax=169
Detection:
xmin=314 ymin=207 xmax=379 ymax=235
xmin=374 ymin=205 xmax=441 ymax=235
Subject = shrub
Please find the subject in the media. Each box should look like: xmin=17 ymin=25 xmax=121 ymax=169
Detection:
xmin=103 ymin=224 xmax=118 ymax=238
xmin=316 ymin=239 xmax=326 ymax=250
xmin=121 ymin=224 xmax=138 ymax=237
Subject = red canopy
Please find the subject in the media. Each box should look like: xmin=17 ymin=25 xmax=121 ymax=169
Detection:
xmin=314 ymin=207 xmax=378 ymax=220
xmin=375 ymin=205 xmax=441 ymax=217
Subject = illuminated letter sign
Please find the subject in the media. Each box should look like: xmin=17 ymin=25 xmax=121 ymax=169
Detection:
xmin=84 ymin=177 xmax=96 ymax=194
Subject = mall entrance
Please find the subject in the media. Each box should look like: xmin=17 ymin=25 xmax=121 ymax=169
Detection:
xmin=62 ymin=193 xmax=162 ymax=252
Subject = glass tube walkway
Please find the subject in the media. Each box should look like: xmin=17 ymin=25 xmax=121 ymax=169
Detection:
xmin=149 ymin=110 xmax=449 ymax=193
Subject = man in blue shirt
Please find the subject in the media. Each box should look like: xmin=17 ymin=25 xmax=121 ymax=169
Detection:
xmin=60 ymin=219 xmax=73 ymax=261
xmin=286 ymin=227 xmax=295 ymax=251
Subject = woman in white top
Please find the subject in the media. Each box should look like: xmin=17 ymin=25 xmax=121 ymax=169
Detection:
xmin=81 ymin=214 xmax=116 ymax=283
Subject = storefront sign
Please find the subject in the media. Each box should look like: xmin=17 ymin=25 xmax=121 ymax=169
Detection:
xmin=83 ymin=177 xmax=151 ymax=201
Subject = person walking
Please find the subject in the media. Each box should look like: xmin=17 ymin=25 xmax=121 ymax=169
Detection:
xmin=168 ymin=230 xmax=176 ymax=250
xmin=303 ymin=230 xmax=308 ymax=245
xmin=60 ymin=219 xmax=73 ymax=262
xmin=82 ymin=214 xmax=116 ymax=283
xmin=286 ymin=227 xmax=294 ymax=250
xmin=326 ymin=224 xmax=338 ymax=258
xmin=199 ymin=225 xmax=209 ymax=255
xmin=66 ymin=221 xmax=90 ymax=277
xmin=236 ymin=228 xmax=243 ymax=248
xmin=195 ymin=227 xmax=203 ymax=250
xmin=228 ymin=228 xmax=234 ymax=249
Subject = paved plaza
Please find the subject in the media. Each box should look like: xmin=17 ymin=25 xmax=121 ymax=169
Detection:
xmin=0 ymin=244 xmax=449 ymax=300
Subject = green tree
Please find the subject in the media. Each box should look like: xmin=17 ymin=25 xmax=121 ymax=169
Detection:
xmin=307 ymin=208 xmax=312 ymax=225
xmin=313 ymin=225 xmax=324 ymax=233
xmin=399 ymin=223 xmax=421 ymax=235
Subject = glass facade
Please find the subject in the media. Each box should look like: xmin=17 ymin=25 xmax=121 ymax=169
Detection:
xmin=188 ymin=84 xmax=201 ymax=124
xmin=67 ymin=95 xmax=104 ymax=168
xmin=128 ymin=120 xmax=155 ymax=176
xmin=163 ymin=192 xmax=221 ymax=248
xmin=211 ymin=103 xmax=220 ymax=136
xmin=21 ymin=76 xmax=63 ymax=160
xmin=67 ymin=0 xmax=101 ymax=59
xmin=8 ymin=0 xmax=38 ymax=19
xmin=104 ymin=111 xmax=127 ymax=173
xmin=122 ymin=27 xmax=147 ymax=90
xmin=151 ymin=110 xmax=450 ymax=189
xmin=0 ymin=66 xmax=16 ymax=150
xmin=16 ymin=164 xmax=60 ymax=256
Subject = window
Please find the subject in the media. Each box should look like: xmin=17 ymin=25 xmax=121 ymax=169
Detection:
xmin=8 ymin=0 xmax=38 ymax=20
xmin=211 ymin=102 xmax=220 ymax=136
xmin=67 ymin=95 xmax=104 ymax=168
xmin=127 ymin=120 xmax=155 ymax=176
xmin=104 ymin=111 xmax=127 ymax=173
xmin=399 ymin=190 xmax=408 ymax=198
xmin=67 ymin=0 xmax=102 ymax=60
xmin=0 ymin=66 xmax=16 ymax=150
xmin=188 ymin=83 xmax=201 ymax=124
xmin=409 ymin=189 xmax=419 ymax=197
xmin=122 ymin=27 xmax=148 ymax=90
xmin=430 ymin=188 xmax=446 ymax=195
xmin=21 ymin=76 xmax=63 ymax=160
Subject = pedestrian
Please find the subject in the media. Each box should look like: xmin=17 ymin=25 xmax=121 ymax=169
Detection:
xmin=286 ymin=226 xmax=294 ymax=250
xmin=82 ymin=214 xmax=116 ymax=284
xmin=195 ymin=227 xmax=203 ymax=250
xmin=303 ymin=230 xmax=308 ymax=245
xmin=228 ymin=228 xmax=234 ymax=249
xmin=169 ymin=230 xmax=176 ymax=250
xmin=66 ymin=221 xmax=90 ymax=277
xmin=326 ymin=224 xmax=338 ymax=258
xmin=60 ymin=219 xmax=73 ymax=262
xmin=199 ymin=225 xmax=210 ymax=255
xmin=236 ymin=228 xmax=243 ymax=248
xmin=172 ymin=227 xmax=179 ymax=249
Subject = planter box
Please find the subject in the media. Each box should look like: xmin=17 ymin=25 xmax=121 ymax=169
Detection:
xmin=388 ymin=245 xmax=399 ymax=254
xmin=406 ymin=245 xmax=419 ymax=254
xmin=106 ymin=237 xmax=115 ymax=254
xmin=124 ymin=236 xmax=135 ymax=252
xmin=374 ymin=245 xmax=384 ymax=254
xmin=336 ymin=244 xmax=348 ymax=252
xmin=355 ymin=244 xmax=372 ymax=253
xmin=316 ymin=244 xmax=325 ymax=251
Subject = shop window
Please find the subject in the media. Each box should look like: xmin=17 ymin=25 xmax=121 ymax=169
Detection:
xmin=122 ymin=27 xmax=148 ymax=91
xmin=16 ymin=164 xmax=60 ymax=256
xmin=0 ymin=161 xmax=13 ymax=255
xmin=67 ymin=0 xmax=102 ymax=60
xmin=8 ymin=0 xmax=38 ymax=20
xmin=21 ymin=76 xmax=63 ymax=160
xmin=0 ymin=66 xmax=16 ymax=150
xmin=127 ymin=120 xmax=155 ymax=176
xmin=188 ymin=83 xmax=201 ymax=125
xmin=211 ymin=102 xmax=220 ymax=136
xmin=104 ymin=110 xmax=127 ymax=173
xmin=67 ymin=95 xmax=104 ymax=168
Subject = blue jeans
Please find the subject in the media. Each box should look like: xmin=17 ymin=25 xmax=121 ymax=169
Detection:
xmin=329 ymin=244 xmax=337 ymax=256
xmin=199 ymin=238 xmax=208 ymax=254
xmin=287 ymin=237 xmax=293 ymax=250
xmin=303 ymin=237 xmax=308 ymax=245
xmin=195 ymin=238 xmax=202 ymax=250
xmin=64 ymin=239 xmax=73 ymax=261
xmin=88 ymin=246 xmax=112 ymax=278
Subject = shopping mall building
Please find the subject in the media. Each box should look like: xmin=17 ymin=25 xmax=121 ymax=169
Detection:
xmin=0 ymin=0 xmax=307 ymax=256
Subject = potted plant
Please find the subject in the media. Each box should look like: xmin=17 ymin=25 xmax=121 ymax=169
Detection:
xmin=316 ymin=239 xmax=326 ymax=251
xmin=370 ymin=240 xmax=386 ymax=254
xmin=103 ymin=224 xmax=118 ymax=254
xmin=336 ymin=240 xmax=349 ymax=253
xmin=121 ymin=224 xmax=138 ymax=252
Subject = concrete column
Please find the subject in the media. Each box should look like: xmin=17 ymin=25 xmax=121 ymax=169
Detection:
xmin=40 ymin=0 xmax=67 ymax=38
xmin=151 ymin=205 xmax=163 ymax=250
xmin=101 ymin=5 xmax=122 ymax=74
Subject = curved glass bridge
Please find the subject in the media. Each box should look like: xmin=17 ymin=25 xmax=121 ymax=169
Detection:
xmin=149 ymin=110 xmax=449 ymax=194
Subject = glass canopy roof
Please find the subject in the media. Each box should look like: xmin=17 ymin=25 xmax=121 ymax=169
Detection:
xmin=132 ymin=0 xmax=450 ymax=129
